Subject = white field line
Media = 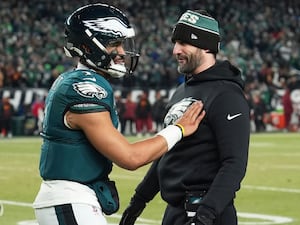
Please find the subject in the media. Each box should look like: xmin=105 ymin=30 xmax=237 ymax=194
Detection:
xmin=1 ymin=200 xmax=32 ymax=207
xmin=248 ymin=163 xmax=300 ymax=170
xmin=250 ymin=153 xmax=300 ymax=157
xmin=237 ymin=212 xmax=293 ymax=225
xmin=243 ymin=185 xmax=300 ymax=194
xmin=111 ymin=174 xmax=145 ymax=180
xmin=250 ymin=142 xmax=298 ymax=148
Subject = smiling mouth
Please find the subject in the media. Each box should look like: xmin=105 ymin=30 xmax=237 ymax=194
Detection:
xmin=177 ymin=58 xmax=186 ymax=65
xmin=176 ymin=54 xmax=187 ymax=62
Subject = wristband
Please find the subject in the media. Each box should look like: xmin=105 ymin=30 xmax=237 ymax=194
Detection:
xmin=156 ymin=125 xmax=182 ymax=151
xmin=175 ymin=123 xmax=185 ymax=137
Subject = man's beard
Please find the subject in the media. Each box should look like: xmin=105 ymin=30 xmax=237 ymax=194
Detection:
xmin=177 ymin=54 xmax=199 ymax=75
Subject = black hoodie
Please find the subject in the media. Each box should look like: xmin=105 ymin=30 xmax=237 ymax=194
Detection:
xmin=135 ymin=60 xmax=250 ymax=219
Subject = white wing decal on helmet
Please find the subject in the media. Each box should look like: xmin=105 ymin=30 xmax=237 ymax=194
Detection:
xmin=83 ymin=18 xmax=135 ymax=38
xmin=73 ymin=81 xmax=108 ymax=100
xmin=164 ymin=97 xmax=197 ymax=125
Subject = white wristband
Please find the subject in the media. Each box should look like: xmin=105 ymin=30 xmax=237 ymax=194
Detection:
xmin=156 ymin=125 xmax=183 ymax=151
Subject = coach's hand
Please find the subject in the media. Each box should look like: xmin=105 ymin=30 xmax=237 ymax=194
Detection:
xmin=119 ymin=194 xmax=146 ymax=225
xmin=176 ymin=101 xmax=205 ymax=137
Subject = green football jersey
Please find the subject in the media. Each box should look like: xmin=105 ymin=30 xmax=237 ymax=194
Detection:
xmin=39 ymin=69 xmax=118 ymax=183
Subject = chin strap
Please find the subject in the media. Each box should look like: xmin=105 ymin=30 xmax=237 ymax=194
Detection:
xmin=95 ymin=62 xmax=127 ymax=78
xmin=107 ymin=62 xmax=127 ymax=78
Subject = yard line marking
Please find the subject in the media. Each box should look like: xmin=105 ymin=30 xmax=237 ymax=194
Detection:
xmin=111 ymin=174 xmax=145 ymax=180
xmin=238 ymin=212 xmax=293 ymax=225
xmin=251 ymin=153 xmax=300 ymax=157
xmin=249 ymin=163 xmax=300 ymax=170
xmin=271 ymin=165 xmax=300 ymax=169
xmin=243 ymin=185 xmax=300 ymax=193
xmin=1 ymin=200 xmax=32 ymax=207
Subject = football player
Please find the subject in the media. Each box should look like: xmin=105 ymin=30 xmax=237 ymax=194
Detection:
xmin=32 ymin=3 xmax=205 ymax=225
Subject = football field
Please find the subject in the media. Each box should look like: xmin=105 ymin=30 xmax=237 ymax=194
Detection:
xmin=0 ymin=133 xmax=299 ymax=225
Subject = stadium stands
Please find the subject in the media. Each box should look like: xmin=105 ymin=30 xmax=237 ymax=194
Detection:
xmin=1 ymin=0 xmax=300 ymax=134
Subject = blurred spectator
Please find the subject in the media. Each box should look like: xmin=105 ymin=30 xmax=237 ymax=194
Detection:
xmin=0 ymin=97 xmax=14 ymax=137
xmin=251 ymin=92 xmax=269 ymax=132
xmin=135 ymin=91 xmax=153 ymax=137
xmin=287 ymin=74 xmax=300 ymax=131
xmin=151 ymin=91 xmax=167 ymax=132
xmin=122 ymin=92 xmax=137 ymax=135
xmin=31 ymin=95 xmax=45 ymax=135
xmin=115 ymin=93 xmax=125 ymax=133
xmin=1 ymin=0 xmax=299 ymax=91
xmin=0 ymin=69 xmax=4 ymax=88
xmin=282 ymin=87 xmax=293 ymax=130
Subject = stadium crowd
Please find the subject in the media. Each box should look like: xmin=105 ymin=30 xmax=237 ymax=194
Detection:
xmin=1 ymin=0 xmax=300 ymax=136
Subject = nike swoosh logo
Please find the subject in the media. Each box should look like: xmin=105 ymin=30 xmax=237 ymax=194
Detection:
xmin=227 ymin=113 xmax=242 ymax=120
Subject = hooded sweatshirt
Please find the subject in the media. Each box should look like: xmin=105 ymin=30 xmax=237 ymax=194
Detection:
xmin=135 ymin=60 xmax=250 ymax=217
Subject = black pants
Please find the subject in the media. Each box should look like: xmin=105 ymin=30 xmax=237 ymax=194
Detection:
xmin=162 ymin=203 xmax=237 ymax=225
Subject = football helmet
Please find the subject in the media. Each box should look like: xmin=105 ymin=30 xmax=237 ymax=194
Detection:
xmin=64 ymin=3 xmax=139 ymax=78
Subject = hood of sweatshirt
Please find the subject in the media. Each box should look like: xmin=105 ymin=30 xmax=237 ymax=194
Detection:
xmin=185 ymin=60 xmax=245 ymax=89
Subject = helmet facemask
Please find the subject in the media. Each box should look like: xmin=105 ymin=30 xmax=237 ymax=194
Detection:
xmin=105 ymin=38 xmax=139 ymax=78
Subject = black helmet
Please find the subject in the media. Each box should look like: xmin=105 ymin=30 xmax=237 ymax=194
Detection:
xmin=64 ymin=3 xmax=139 ymax=78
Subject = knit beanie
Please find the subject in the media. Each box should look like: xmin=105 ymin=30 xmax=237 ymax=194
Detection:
xmin=171 ymin=10 xmax=220 ymax=53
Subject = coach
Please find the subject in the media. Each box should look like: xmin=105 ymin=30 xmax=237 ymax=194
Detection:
xmin=120 ymin=9 xmax=250 ymax=225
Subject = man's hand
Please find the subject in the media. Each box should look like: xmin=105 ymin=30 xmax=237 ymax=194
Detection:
xmin=176 ymin=101 xmax=205 ymax=137
xmin=119 ymin=195 xmax=146 ymax=225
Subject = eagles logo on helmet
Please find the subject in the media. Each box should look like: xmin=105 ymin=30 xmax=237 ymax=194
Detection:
xmin=63 ymin=3 xmax=139 ymax=78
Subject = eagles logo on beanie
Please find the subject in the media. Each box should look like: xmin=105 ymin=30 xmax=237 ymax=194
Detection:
xmin=172 ymin=10 xmax=220 ymax=53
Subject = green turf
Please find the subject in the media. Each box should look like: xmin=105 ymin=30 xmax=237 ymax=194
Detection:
xmin=0 ymin=133 xmax=299 ymax=225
